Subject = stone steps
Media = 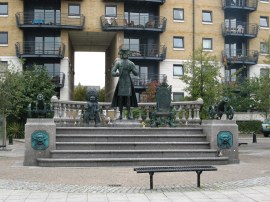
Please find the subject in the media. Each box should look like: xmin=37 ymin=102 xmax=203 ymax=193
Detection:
xmin=37 ymin=157 xmax=229 ymax=167
xmin=50 ymin=149 xmax=219 ymax=158
xmin=37 ymin=126 xmax=229 ymax=167
xmin=56 ymin=134 xmax=207 ymax=142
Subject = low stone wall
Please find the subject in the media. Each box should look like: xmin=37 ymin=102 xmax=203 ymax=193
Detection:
xmin=233 ymin=112 xmax=265 ymax=122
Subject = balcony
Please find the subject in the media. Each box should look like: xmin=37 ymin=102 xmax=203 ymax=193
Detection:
xmin=131 ymin=73 xmax=166 ymax=89
xmin=222 ymin=22 xmax=258 ymax=38
xmin=222 ymin=0 xmax=258 ymax=12
xmin=127 ymin=44 xmax=166 ymax=61
xmin=16 ymin=12 xmax=85 ymax=30
xmin=100 ymin=15 xmax=166 ymax=32
xmin=15 ymin=42 xmax=65 ymax=59
xmin=222 ymin=49 xmax=259 ymax=65
xmin=103 ymin=0 xmax=166 ymax=4
xmin=50 ymin=72 xmax=65 ymax=88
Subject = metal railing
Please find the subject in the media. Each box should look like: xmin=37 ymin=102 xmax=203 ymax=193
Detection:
xmin=222 ymin=22 xmax=258 ymax=38
xmin=103 ymin=0 xmax=166 ymax=3
xmin=15 ymin=42 xmax=65 ymax=58
xmin=100 ymin=14 xmax=167 ymax=32
xmin=222 ymin=0 xmax=258 ymax=11
xmin=131 ymin=73 xmax=166 ymax=88
xmin=50 ymin=96 xmax=203 ymax=127
xmin=49 ymin=72 xmax=65 ymax=88
xmin=127 ymin=44 xmax=166 ymax=60
xmin=222 ymin=49 xmax=259 ymax=64
xmin=16 ymin=12 xmax=85 ymax=29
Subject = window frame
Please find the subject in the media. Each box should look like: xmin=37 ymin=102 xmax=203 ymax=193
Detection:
xmin=68 ymin=3 xmax=81 ymax=17
xmin=260 ymin=16 xmax=269 ymax=28
xmin=202 ymin=38 xmax=213 ymax=50
xmin=173 ymin=64 xmax=184 ymax=76
xmin=202 ymin=10 xmax=212 ymax=23
xmin=260 ymin=42 xmax=269 ymax=54
xmin=173 ymin=92 xmax=184 ymax=102
xmin=0 ymin=3 xmax=8 ymax=16
xmin=0 ymin=32 xmax=8 ymax=45
xmin=173 ymin=8 xmax=184 ymax=21
xmin=105 ymin=5 xmax=117 ymax=17
xmin=173 ymin=36 xmax=184 ymax=49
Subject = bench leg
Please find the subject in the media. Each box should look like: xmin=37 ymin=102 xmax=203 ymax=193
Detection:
xmin=149 ymin=172 xmax=154 ymax=189
xmin=196 ymin=171 xmax=202 ymax=187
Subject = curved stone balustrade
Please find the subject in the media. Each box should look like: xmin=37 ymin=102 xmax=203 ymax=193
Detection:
xmin=50 ymin=96 xmax=203 ymax=127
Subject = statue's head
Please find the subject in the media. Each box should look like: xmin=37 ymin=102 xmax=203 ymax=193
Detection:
xmin=86 ymin=88 xmax=98 ymax=103
xmin=119 ymin=48 xmax=130 ymax=59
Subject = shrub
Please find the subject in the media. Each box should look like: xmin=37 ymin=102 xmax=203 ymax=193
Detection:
xmin=236 ymin=120 xmax=262 ymax=134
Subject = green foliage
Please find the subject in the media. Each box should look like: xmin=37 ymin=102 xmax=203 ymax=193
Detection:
xmin=73 ymin=83 xmax=87 ymax=101
xmin=0 ymin=64 xmax=55 ymax=125
xmin=181 ymin=48 xmax=223 ymax=118
xmin=98 ymin=87 xmax=105 ymax=102
xmin=7 ymin=122 xmax=24 ymax=139
xmin=237 ymin=120 xmax=262 ymax=134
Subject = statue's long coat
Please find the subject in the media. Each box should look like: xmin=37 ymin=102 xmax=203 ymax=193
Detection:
xmin=111 ymin=59 xmax=138 ymax=108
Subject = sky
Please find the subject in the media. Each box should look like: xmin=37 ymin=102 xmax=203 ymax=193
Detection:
xmin=74 ymin=52 xmax=105 ymax=88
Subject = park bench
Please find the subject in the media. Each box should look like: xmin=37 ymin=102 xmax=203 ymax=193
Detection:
xmin=134 ymin=165 xmax=217 ymax=189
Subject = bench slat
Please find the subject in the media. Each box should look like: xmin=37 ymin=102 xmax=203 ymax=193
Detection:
xmin=134 ymin=166 xmax=217 ymax=173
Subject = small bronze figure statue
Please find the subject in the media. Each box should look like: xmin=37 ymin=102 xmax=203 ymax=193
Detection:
xmin=83 ymin=88 xmax=100 ymax=127
xmin=111 ymin=48 xmax=138 ymax=120
xmin=208 ymin=97 xmax=234 ymax=120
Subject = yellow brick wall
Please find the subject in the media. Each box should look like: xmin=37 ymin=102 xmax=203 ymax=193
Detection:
xmin=160 ymin=0 xmax=224 ymax=61
xmin=0 ymin=0 xmax=23 ymax=56
xmin=250 ymin=1 xmax=270 ymax=64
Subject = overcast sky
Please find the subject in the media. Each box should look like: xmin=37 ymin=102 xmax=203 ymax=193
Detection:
xmin=74 ymin=52 xmax=105 ymax=88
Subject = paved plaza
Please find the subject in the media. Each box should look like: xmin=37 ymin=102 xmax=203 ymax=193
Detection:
xmin=0 ymin=135 xmax=270 ymax=201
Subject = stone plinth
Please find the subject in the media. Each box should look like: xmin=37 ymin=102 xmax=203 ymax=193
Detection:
xmin=24 ymin=119 xmax=56 ymax=166
xmin=202 ymin=120 xmax=239 ymax=164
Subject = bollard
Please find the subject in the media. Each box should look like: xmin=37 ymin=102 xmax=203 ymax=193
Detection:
xmin=252 ymin=132 xmax=257 ymax=143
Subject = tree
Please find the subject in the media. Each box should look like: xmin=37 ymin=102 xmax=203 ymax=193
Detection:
xmin=141 ymin=80 xmax=160 ymax=102
xmin=98 ymin=87 xmax=105 ymax=102
xmin=0 ymin=65 xmax=55 ymax=122
xmin=73 ymin=83 xmax=87 ymax=101
xmin=181 ymin=48 xmax=223 ymax=118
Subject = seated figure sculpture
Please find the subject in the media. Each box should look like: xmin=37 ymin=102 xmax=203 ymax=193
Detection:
xmin=83 ymin=88 xmax=100 ymax=127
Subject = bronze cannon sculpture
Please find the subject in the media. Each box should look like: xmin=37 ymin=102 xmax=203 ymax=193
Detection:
xmin=208 ymin=97 xmax=234 ymax=120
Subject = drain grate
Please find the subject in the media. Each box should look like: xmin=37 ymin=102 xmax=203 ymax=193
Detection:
xmin=108 ymin=184 xmax=122 ymax=187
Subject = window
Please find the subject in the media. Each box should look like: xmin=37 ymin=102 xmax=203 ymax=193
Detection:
xmin=173 ymin=92 xmax=184 ymax=101
xmin=173 ymin=8 xmax=184 ymax=21
xmin=0 ymin=3 xmax=8 ymax=15
xmin=202 ymin=11 xmax=212 ymax=23
xmin=124 ymin=38 xmax=140 ymax=52
xmin=0 ymin=32 xmax=8 ymax=45
xmin=105 ymin=5 xmax=117 ymax=17
xmin=225 ymin=69 xmax=236 ymax=82
xmin=202 ymin=38 xmax=212 ymax=50
xmin=260 ymin=42 xmax=269 ymax=54
xmin=260 ymin=16 xmax=269 ymax=28
xmin=173 ymin=37 xmax=184 ymax=49
xmin=260 ymin=0 xmax=269 ymax=2
xmin=173 ymin=65 xmax=184 ymax=76
xmin=68 ymin=4 xmax=80 ymax=16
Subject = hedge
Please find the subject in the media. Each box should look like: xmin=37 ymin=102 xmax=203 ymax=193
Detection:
xmin=236 ymin=120 xmax=262 ymax=134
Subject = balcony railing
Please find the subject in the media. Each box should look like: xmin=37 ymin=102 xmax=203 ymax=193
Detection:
xmin=15 ymin=42 xmax=65 ymax=59
xmin=50 ymin=96 xmax=203 ymax=127
xmin=127 ymin=44 xmax=166 ymax=61
xmin=103 ymin=0 xmax=166 ymax=4
xmin=222 ymin=49 xmax=259 ymax=65
xmin=222 ymin=22 xmax=258 ymax=38
xmin=16 ymin=12 xmax=85 ymax=30
xmin=49 ymin=72 xmax=65 ymax=88
xmin=222 ymin=0 xmax=258 ymax=11
xmin=131 ymin=73 xmax=166 ymax=88
xmin=100 ymin=15 xmax=167 ymax=32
